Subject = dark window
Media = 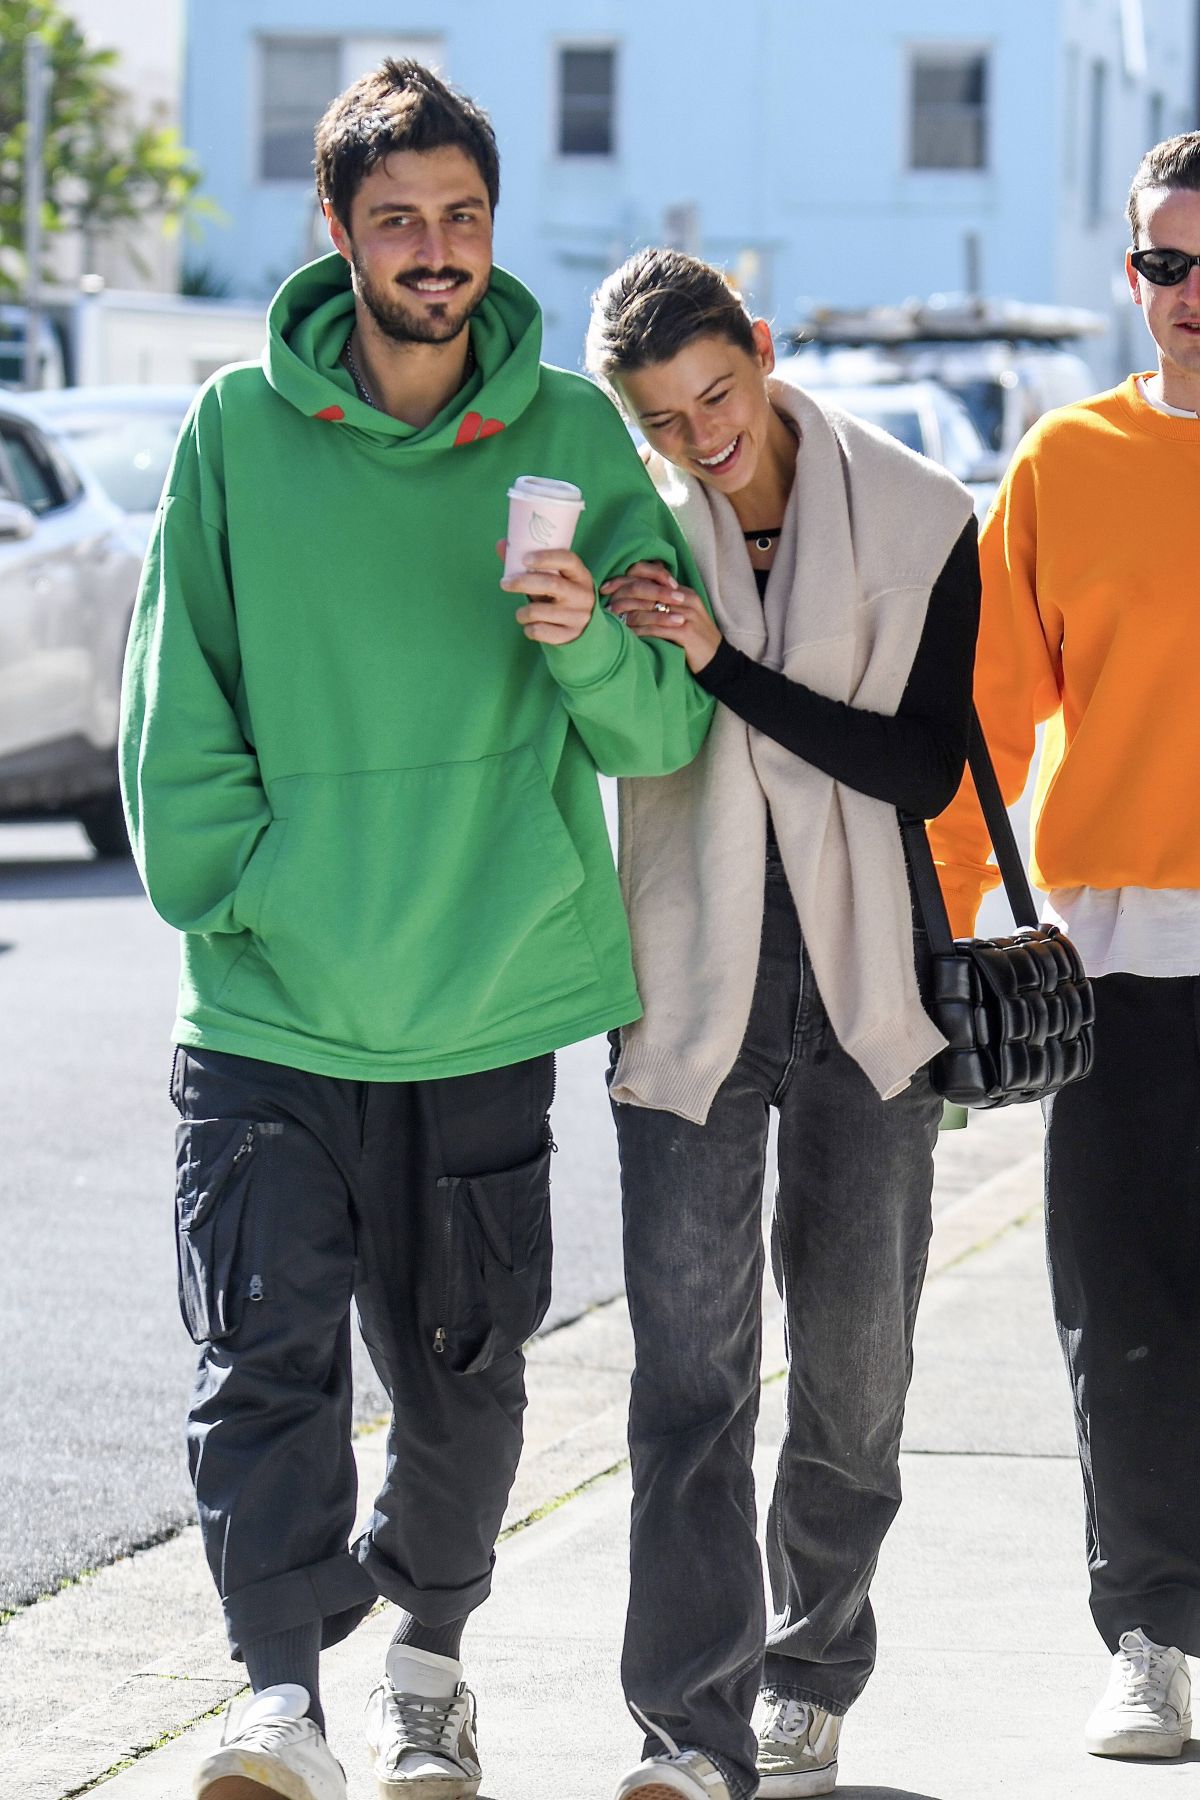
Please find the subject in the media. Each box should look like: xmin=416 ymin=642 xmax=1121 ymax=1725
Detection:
xmin=260 ymin=37 xmax=340 ymax=181
xmin=559 ymin=47 xmax=616 ymax=156
xmin=0 ymin=419 xmax=68 ymax=514
xmin=1087 ymin=60 xmax=1108 ymax=227
xmin=910 ymin=51 xmax=988 ymax=171
xmin=42 ymin=433 xmax=83 ymax=505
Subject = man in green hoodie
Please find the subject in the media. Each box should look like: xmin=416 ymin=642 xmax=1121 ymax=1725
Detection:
xmin=121 ymin=58 xmax=711 ymax=1800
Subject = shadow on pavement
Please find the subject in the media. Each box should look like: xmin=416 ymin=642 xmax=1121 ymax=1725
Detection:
xmin=836 ymin=1790 xmax=946 ymax=1799
xmin=0 ymin=857 xmax=145 ymax=902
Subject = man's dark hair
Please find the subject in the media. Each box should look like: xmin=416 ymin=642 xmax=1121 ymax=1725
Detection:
xmin=315 ymin=58 xmax=500 ymax=228
xmin=1127 ymin=131 xmax=1200 ymax=243
xmin=585 ymin=248 xmax=757 ymax=392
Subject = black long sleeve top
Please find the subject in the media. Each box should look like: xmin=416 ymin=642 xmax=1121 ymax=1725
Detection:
xmin=693 ymin=517 xmax=981 ymax=818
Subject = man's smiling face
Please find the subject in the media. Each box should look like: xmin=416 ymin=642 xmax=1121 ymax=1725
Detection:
xmin=329 ymin=144 xmax=493 ymax=345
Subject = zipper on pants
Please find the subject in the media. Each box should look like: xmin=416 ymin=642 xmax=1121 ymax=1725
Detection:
xmin=432 ymin=1175 xmax=456 ymax=1356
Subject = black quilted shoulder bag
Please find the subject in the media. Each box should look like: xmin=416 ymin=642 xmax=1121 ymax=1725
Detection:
xmin=899 ymin=711 xmax=1095 ymax=1109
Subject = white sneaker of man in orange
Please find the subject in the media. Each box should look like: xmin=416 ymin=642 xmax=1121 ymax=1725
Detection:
xmin=194 ymin=1684 xmax=345 ymax=1800
xmin=1084 ymin=1628 xmax=1192 ymax=1758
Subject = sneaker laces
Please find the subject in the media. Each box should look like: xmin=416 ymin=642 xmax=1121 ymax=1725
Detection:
xmin=759 ymin=1699 xmax=834 ymax=1756
xmin=375 ymin=1682 xmax=473 ymax=1767
xmin=1114 ymin=1631 xmax=1174 ymax=1708
xmin=627 ymin=1703 xmax=725 ymax=1789
xmin=629 ymin=1700 xmax=682 ymax=1759
xmin=761 ymin=1696 xmax=816 ymax=1746
xmin=224 ymin=1711 xmax=309 ymax=1753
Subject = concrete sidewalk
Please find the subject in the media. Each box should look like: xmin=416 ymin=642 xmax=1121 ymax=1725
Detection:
xmin=8 ymin=1118 xmax=1198 ymax=1798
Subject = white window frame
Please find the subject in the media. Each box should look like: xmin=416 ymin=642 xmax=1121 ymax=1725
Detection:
xmin=255 ymin=34 xmax=341 ymax=186
xmin=254 ymin=34 xmax=448 ymax=189
xmin=554 ymin=39 xmax=619 ymax=161
xmin=340 ymin=36 xmax=445 ymax=87
xmin=905 ymin=42 xmax=991 ymax=175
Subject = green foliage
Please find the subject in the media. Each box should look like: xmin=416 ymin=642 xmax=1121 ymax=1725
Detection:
xmin=180 ymin=257 xmax=233 ymax=299
xmin=0 ymin=0 xmax=206 ymax=292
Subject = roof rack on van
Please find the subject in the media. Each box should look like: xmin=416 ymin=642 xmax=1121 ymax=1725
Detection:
xmin=784 ymin=295 xmax=1106 ymax=350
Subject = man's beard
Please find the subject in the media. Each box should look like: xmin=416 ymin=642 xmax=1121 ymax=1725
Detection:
xmin=352 ymin=253 xmax=487 ymax=345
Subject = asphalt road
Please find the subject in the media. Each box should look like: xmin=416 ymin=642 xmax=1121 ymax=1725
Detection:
xmin=0 ymin=818 xmax=636 ymax=1614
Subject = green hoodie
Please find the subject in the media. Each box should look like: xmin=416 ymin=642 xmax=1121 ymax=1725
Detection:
xmin=121 ymin=256 xmax=712 ymax=1081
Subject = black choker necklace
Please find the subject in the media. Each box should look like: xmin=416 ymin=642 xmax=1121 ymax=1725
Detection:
xmin=743 ymin=526 xmax=783 ymax=553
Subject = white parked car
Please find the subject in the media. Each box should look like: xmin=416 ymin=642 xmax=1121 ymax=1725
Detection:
xmin=25 ymin=384 xmax=193 ymax=550
xmin=0 ymin=393 xmax=146 ymax=857
xmin=775 ymin=365 xmax=1001 ymax=520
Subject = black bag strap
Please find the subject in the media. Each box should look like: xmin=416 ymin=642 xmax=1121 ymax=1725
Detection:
xmin=900 ymin=708 xmax=1040 ymax=954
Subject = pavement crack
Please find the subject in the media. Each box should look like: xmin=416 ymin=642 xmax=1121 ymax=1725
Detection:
xmin=63 ymin=1694 xmax=235 ymax=1796
xmin=499 ymin=1456 xmax=629 ymax=1540
xmin=901 ymin=1447 xmax=1076 ymax=1460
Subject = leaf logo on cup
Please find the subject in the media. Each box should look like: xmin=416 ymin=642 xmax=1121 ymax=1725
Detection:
xmin=530 ymin=511 xmax=557 ymax=547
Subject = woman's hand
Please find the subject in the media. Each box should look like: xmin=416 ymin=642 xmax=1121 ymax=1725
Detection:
xmin=602 ymin=561 xmax=722 ymax=675
xmin=499 ymin=546 xmax=597 ymax=646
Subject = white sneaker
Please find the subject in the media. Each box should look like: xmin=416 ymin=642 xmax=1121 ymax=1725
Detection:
xmin=1084 ymin=1628 xmax=1192 ymax=1758
xmin=365 ymin=1646 xmax=482 ymax=1799
xmin=753 ymin=1693 xmax=840 ymax=1796
xmin=194 ymin=1684 xmax=346 ymax=1800
xmin=613 ymin=1746 xmax=731 ymax=1799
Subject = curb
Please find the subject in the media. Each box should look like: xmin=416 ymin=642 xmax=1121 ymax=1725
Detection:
xmin=0 ymin=1149 xmax=1043 ymax=1799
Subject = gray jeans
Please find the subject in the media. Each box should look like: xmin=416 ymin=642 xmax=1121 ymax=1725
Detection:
xmin=612 ymin=860 xmax=940 ymax=1798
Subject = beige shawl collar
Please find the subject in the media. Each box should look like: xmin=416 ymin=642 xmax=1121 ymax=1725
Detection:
xmin=611 ymin=378 xmax=974 ymax=1123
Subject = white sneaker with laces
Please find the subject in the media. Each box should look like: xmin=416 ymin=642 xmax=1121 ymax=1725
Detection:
xmin=1084 ymin=1628 xmax=1192 ymax=1758
xmin=194 ymin=1684 xmax=346 ymax=1800
xmin=614 ymin=1705 xmax=732 ymax=1799
xmin=364 ymin=1646 xmax=482 ymax=1799
xmin=754 ymin=1693 xmax=840 ymax=1796
xmin=613 ymin=1746 xmax=731 ymax=1799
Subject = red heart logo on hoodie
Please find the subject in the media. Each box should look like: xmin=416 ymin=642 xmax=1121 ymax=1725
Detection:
xmin=314 ymin=405 xmax=345 ymax=422
xmin=454 ymin=411 xmax=506 ymax=446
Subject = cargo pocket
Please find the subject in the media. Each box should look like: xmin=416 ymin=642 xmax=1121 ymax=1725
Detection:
xmin=430 ymin=1139 xmax=553 ymax=1375
xmin=174 ymin=1117 xmax=279 ymax=1345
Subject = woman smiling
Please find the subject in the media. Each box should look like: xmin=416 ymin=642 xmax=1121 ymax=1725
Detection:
xmin=587 ymin=250 xmax=982 ymax=1800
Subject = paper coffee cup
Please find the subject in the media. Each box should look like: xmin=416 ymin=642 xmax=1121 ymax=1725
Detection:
xmin=503 ymin=475 xmax=585 ymax=582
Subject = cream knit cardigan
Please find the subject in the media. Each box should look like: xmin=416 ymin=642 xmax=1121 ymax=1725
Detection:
xmin=609 ymin=378 xmax=975 ymax=1124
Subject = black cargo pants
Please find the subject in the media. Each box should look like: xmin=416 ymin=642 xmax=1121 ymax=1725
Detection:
xmin=170 ymin=1043 xmax=556 ymax=1658
xmin=1044 ymin=973 xmax=1200 ymax=1656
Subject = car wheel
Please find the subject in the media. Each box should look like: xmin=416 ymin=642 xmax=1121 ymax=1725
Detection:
xmin=78 ymin=788 xmax=131 ymax=860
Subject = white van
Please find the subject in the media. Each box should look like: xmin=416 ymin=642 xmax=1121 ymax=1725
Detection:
xmin=779 ymin=298 xmax=1103 ymax=465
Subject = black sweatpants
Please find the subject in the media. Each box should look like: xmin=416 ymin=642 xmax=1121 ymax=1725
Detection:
xmin=1044 ymin=973 xmax=1200 ymax=1655
xmin=170 ymin=1044 xmax=556 ymax=1658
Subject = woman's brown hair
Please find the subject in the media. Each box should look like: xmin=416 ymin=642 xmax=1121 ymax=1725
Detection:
xmin=586 ymin=248 xmax=757 ymax=389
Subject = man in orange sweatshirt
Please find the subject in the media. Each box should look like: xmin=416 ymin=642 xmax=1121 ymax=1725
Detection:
xmin=930 ymin=133 xmax=1200 ymax=1762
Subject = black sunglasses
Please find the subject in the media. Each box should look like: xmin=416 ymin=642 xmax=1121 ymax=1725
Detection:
xmin=1130 ymin=247 xmax=1200 ymax=286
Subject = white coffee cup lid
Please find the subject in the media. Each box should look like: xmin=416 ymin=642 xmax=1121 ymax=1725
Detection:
xmin=507 ymin=475 xmax=584 ymax=506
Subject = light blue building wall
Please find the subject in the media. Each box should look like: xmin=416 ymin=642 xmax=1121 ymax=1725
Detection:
xmin=184 ymin=0 xmax=1198 ymax=376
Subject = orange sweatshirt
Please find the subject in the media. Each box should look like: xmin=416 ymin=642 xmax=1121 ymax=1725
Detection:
xmin=930 ymin=375 xmax=1200 ymax=938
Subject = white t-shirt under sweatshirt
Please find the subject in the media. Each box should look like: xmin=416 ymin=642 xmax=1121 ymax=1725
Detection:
xmin=1041 ymin=374 xmax=1200 ymax=980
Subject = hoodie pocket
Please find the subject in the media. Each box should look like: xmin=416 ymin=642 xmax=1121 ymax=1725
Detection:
xmin=223 ymin=747 xmax=599 ymax=1053
xmin=431 ymin=1139 xmax=554 ymax=1374
xmin=174 ymin=1117 xmax=279 ymax=1344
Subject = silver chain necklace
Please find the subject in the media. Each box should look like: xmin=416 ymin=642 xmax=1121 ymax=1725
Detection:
xmin=341 ymin=331 xmax=475 ymax=411
xmin=342 ymin=334 xmax=377 ymax=408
